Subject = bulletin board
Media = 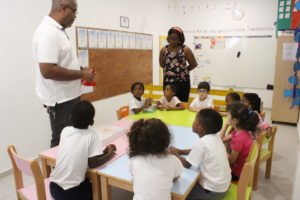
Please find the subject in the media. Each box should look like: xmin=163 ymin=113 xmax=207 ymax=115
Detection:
xmin=76 ymin=26 xmax=153 ymax=101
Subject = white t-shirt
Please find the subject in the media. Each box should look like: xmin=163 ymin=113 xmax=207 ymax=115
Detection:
xmin=129 ymin=96 xmax=145 ymax=114
xmin=159 ymin=96 xmax=181 ymax=108
xmin=189 ymin=96 xmax=214 ymax=109
xmin=33 ymin=16 xmax=81 ymax=106
xmin=186 ymin=134 xmax=231 ymax=193
xmin=50 ymin=127 xmax=103 ymax=190
xmin=129 ymin=154 xmax=183 ymax=200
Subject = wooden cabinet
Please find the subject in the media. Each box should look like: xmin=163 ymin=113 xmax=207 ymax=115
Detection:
xmin=271 ymin=36 xmax=299 ymax=124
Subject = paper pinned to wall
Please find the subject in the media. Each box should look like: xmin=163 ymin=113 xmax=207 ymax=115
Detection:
xmin=97 ymin=30 xmax=107 ymax=48
xmin=147 ymin=35 xmax=153 ymax=49
xmin=282 ymin=42 xmax=298 ymax=61
xmin=77 ymin=28 xmax=88 ymax=48
xmin=78 ymin=49 xmax=89 ymax=67
xmin=122 ymin=32 xmax=130 ymax=49
xmin=129 ymin=33 xmax=136 ymax=49
xmin=81 ymin=85 xmax=93 ymax=94
xmin=115 ymin=32 xmax=123 ymax=48
xmin=142 ymin=35 xmax=148 ymax=49
xmin=135 ymin=34 xmax=142 ymax=49
xmin=88 ymin=29 xmax=98 ymax=48
xmin=107 ymin=31 xmax=115 ymax=48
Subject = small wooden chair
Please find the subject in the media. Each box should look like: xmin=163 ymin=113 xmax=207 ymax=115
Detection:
xmin=116 ymin=106 xmax=129 ymax=120
xmin=223 ymin=142 xmax=259 ymax=200
xmin=252 ymin=126 xmax=277 ymax=190
xmin=7 ymin=145 xmax=52 ymax=200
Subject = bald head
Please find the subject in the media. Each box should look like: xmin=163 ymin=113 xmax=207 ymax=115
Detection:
xmin=49 ymin=0 xmax=77 ymax=28
xmin=51 ymin=0 xmax=77 ymax=12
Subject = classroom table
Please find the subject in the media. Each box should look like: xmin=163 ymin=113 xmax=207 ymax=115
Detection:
xmin=129 ymin=109 xmax=227 ymax=128
xmin=98 ymin=125 xmax=200 ymax=200
xmin=39 ymin=124 xmax=130 ymax=200
xmin=129 ymin=109 xmax=197 ymax=127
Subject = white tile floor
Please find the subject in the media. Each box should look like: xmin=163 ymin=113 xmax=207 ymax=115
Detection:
xmin=1 ymin=110 xmax=299 ymax=200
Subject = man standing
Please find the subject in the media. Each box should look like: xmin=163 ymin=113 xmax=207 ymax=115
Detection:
xmin=33 ymin=0 xmax=94 ymax=147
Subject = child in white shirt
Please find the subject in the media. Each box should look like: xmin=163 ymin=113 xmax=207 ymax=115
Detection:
xmin=50 ymin=101 xmax=117 ymax=200
xmin=129 ymin=82 xmax=152 ymax=114
xmin=170 ymin=109 xmax=231 ymax=200
xmin=128 ymin=119 xmax=184 ymax=200
xmin=157 ymin=84 xmax=185 ymax=111
xmin=189 ymin=81 xmax=214 ymax=112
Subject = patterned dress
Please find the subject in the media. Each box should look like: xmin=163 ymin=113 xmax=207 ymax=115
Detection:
xmin=162 ymin=45 xmax=190 ymax=83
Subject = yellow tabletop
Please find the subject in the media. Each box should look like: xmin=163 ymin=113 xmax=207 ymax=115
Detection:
xmin=129 ymin=110 xmax=197 ymax=127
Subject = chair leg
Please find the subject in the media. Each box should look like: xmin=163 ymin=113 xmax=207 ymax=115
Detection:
xmin=265 ymin=157 xmax=272 ymax=179
xmin=253 ymin=164 xmax=259 ymax=190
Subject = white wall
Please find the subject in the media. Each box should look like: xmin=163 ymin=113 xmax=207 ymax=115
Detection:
xmin=0 ymin=0 xmax=173 ymax=173
xmin=171 ymin=0 xmax=277 ymax=108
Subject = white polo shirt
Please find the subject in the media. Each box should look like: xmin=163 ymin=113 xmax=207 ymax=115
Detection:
xmin=159 ymin=96 xmax=181 ymax=108
xmin=129 ymin=95 xmax=145 ymax=115
xmin=189 ymin=96 xmax=214 ymax=109
xmin=186 ymin=134 xmax=231 ymax=193
xmin=33 ymin=16 xmax=81 ymax=106
xmin=50 ymin=126 xmax=103 ymax=190
xmin=129 ymin=154 xmax=183 ymax=200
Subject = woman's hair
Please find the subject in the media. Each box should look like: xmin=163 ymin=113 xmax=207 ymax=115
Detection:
xmin=226 ymin=92 xmax=241 ymax=102
xmin=71 ymin=100 xmax=95 ymax=129
xmin=131 ymin=82 xmax=144 ymax=93
xmin=127 ymin=119 xmax=171 ymax=158
xmin=197 ymin=109 xmax=223 ymax=134
xmin=167 ymin=27 xmax=185 ymax=45
xmin=243 ymin=93 xmax=261 ymax=113
xmin=227 ymin=103 xmax=259 ymax=133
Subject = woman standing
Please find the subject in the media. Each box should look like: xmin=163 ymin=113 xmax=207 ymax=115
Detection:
xmin=159 ymin=27 xmax=197 ymax=102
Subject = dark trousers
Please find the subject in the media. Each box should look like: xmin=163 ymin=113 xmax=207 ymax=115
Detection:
xmin=186 ymin=183 xmax=227 ymax=200
xmin=46 ymin=97 xmax=81 ymax=147
xmin=163 ymin=80 xmax=191 ymax=102
xmin=50 ymin=179 xmax=92 ymax=200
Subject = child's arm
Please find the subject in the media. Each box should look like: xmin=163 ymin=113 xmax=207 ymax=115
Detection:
xmin=169 ymin=146 xmax=192 ymax=168
xmin=169 ymin=146 xmax=191 ymax=155
xmin=222 ymin=134 xmax=232 ymax=143
xmin=88 ymin=144 xmax=117 ymax=168
xmin=131 ymin=98 xmax=152 ymax=114
xmin=228 ymin=150 xmax=239 ymax=164
xmin=166 ymin=103 xmax=185 ymax=111
xmin=219 ymin=123 xmax=229 ymax=140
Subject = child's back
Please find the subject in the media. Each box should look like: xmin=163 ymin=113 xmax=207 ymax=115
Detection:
xmin=50 ymin=101 xmax=116 ymax=200
xmin=50 ymin=126 xmax=101 ymax=189
xmin=128 ymin=119 xmax=183 ymax=200
xmin=130 ymin=154 xmax=182 ymax=200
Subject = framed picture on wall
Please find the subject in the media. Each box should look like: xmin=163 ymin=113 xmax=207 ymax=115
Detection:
xmin=120 ymin=16 xmax=129 ymax=28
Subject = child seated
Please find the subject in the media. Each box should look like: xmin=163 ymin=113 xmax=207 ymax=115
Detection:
xmin=242 ymin=93 xmax=271 ymax=134
xmin=128 ymin=119 xmax=183 ymax=200
xmin=50 ymin=101 xmax=117 ymax=200
xmin=157 ymin=84 xmax=185 ymax=111
xmin=189 ymin=81 xmax=214 ymax=112
xmin=219 ymin=92 xmax=241 ymax=128
xmin=224 ymin=103 xmax=259 ymax=181
xmin=219 ymin=92 xmax=241 ymax=117
xmin=129 ymin=82 xmax=152 ymax=114
xmin=170 ymin=109 xmax=231 ymax=200
xmin=225 ymin=92 xmax=241 ymax=106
